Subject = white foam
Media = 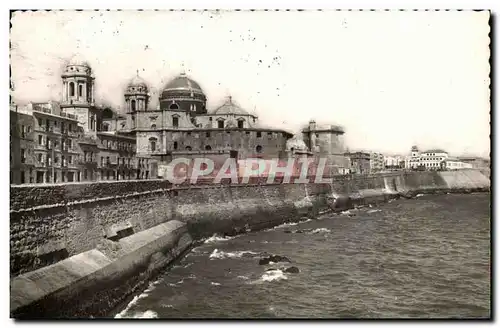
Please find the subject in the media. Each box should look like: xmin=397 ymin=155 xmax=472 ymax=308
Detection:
xmin=261 ymin=269 xmax=288 ymax=282
xmin=340 ymin=210 xmax=352 ymax=215
xmin=211 ymin=282 xmax=221 ymax=286
xmin=209 ymin=248 xmax=259 ymax=259
xmin=367 ymin=209 xmax=382 ymax=214
xmin=114 ymin=293 xmax=150 ymax=318
xmin=415 ymin=194 xmax=424 ymax=198
xmin=204 ymin=234 xmax=235 ymax=244
xmin=308 ymin=228 xmax=331 ymax=234
xmin=237 ymin=275 xmax=249 ymax=280
xmin=130 ymin=310 xmax=158 ymax=318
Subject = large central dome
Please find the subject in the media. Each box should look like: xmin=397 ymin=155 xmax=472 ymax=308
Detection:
xmin=160 ymin=73 xmax=205 ymax=99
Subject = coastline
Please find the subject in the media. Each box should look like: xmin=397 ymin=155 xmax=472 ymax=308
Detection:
xmin=9 ymin=170 xmax=491 ymax=318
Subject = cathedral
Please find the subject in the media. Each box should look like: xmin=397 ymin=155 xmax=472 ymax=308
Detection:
xmin=13 ymin=54 xmax=334 ymax=184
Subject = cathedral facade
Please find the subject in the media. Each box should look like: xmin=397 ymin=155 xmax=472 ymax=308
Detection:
xmin=10 ymin=55 xmax=302 ymax=184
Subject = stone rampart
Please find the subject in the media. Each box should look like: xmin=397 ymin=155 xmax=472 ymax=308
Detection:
xmin=10 ymin=169 xmax=490 ymax=318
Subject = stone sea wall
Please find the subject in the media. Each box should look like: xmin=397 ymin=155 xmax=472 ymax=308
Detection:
xmin=9 ymin=169 xmax=490 ymax=318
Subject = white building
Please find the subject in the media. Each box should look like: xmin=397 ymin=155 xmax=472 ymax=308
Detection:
xmin=405 ymin=146 xmax=473 ymax=171
xmin=384 ymin=155 xmax=405 ymax=169
xmin=419 ymin=149 xmax=449 ymax=171
xmin=443 ymin=158 xmax=473 ymax=170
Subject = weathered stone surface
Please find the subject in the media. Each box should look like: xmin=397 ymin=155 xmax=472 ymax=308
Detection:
xmin=10 ymin=220 xmax=191 ymax=318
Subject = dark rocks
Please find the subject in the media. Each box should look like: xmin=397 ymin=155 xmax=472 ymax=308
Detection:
xmin=259 ymin=255 xmax=291 ymax=265
xmin=282 ymin=266 xmax=299 ymax=274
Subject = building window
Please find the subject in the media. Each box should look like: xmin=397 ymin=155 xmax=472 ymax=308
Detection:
xmin=256 ymin=145 xmax=263 ymax=153
xmin=78 ymin=84 xmax=83 ymax=97
xmin=54 ymin=156 xmax=59 ymax=164
xmin=185 ymin=146 xmax=192 ymax=151
xmin=170 ymin=103 xmax=179 ymax=110
xmin=205 ymin=145 xmax=212 ymax=151
xmin=131 ymin=100 xmax=136 ymax=111
xmin=257 ymin=132 xmax=262 ymax=138
xmin=172 ymin=116 xmax=179 ymax=128
xmin=21 ymin=149 xmax=26 ymax=163
xmin=206 ymin=132 xmax=211 ymax=137
xmin=38 ymin=154 xmax=43 ymax=163
xmin=69 ymin=82 xmax=75 ymax=96
xmin=173 ymin=141 xmax=178 ymax=150
xmin=38 ymin=135 xmax=43 ymax=145
xmin=217 ymin=120 xmax=225 ymax=129
xmin=68 ymin=140 xmax=72 ymax=149
xmin=21 ymin=171 xmax=25 ymax=184
xmin=238 ymin=120 xmax=244 ymax=129
xmin=150 ymin=138 xmax=157 ymax=152
xmin=209 ymin=117 xmax=213 ymax=122
xmin=68 ymin=156 xmax=72 ymax=164
xmin=151 ymin=124 xmax=156 ymax=129
xmin=61 ymin=122 xmax=65 ymax=133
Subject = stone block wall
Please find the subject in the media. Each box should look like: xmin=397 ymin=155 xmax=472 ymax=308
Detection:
xmin=10 ymin=170 xmax=490 ymax=278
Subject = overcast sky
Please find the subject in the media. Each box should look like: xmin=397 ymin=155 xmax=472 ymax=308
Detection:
xmin=10 ymin=10 xmax=490 ymax=157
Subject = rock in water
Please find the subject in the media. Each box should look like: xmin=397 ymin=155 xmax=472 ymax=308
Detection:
xmin=282 ymin=266 xmax=300 ymax=274
xmin=259 ymin=255 xmax=292 ymax=265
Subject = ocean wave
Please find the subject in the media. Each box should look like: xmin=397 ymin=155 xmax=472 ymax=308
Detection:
xmin=204 ymin=234 xmax=235 ymax=244
xmin=261 ymin=269 xmax=288 ymax=282
xmin=307 ymin=228 xmax=331 ymax=234
xmin=209 ymin=248 xmax=259 ymax=259
xmin=114 ymin=292 xmax=151 ymax=318
xmin=130 ymin=310 xmax=158 ymax=318
xmin=266 ymin=218 xmax=313 ymax=231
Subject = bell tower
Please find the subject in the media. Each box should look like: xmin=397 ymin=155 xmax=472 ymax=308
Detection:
xmin=124 ymin=70 xmax=150 ymax=130
xmin=60 ymin=54 xmax=97 ymax=135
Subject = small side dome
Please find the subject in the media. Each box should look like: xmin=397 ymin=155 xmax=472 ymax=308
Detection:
xmin=126 ymin=72 xmax=149 ymax=93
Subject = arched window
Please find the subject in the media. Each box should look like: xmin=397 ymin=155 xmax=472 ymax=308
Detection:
xmin=173 ymin=141 xmax=178 ymax=150
xmin=131 ymin=100 xmax=136 ymax=111
xmin=170 ymin=103 xmax=179 ymax=110
xmin=256 ymin=145 xmax=263 ymax=153
xmin=185 ymin=146 xmax=192 ymax=151
xmin=205 ymin=145 xmax=212 ymax=151
xmin=78 ymin=84 xmax=83 ymax=97
xmin=151 ymin=124 xmax=156 ymax=129
xmin=149 ymin=138 xmax=157 ymax=152
xmin=69 ymin=82 xmax=75 ymax=97
xmin=103 ymin=123 xmax=109 ymax=131
xmin=237 ymin=119 xmax=244 ymax=129
xmin=172 ymin=116 xmax=179 ymax=128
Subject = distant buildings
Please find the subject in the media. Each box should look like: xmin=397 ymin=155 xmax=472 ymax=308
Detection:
xmin=384 ymin=155 xmax=405 ymax=170
xmin=404 ymin=146 xmax=477 ymax=171
xmin=370 ymin=152 xmax=385 ymax=173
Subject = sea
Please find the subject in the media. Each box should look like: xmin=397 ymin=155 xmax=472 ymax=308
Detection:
xmin=113 ymin=193 xmax=491 ymax=319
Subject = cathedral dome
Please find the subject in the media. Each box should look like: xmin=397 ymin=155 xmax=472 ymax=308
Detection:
xmin=160 ymin=73 xmax=206 ymax=100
